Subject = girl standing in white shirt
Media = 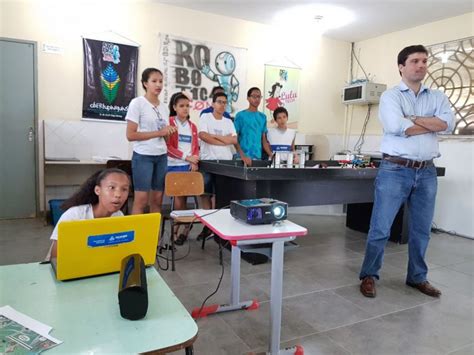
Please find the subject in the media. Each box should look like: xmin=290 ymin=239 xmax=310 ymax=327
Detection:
xmin=126 ymin=68 xmax=177 ymax=214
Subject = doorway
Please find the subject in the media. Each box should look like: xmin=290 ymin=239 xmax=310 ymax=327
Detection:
xmin=0 ymin=38 xmax=38 ymax=218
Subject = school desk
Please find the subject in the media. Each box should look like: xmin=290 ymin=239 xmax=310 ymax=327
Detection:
xmin=192 ymin=209 xmax=307 ymax=355
xmin=0 ymin=263 xmax=198 ymax=354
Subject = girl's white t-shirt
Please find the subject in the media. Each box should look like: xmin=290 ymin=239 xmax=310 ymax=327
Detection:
xmin=126 ymin=96 xmax=170 ymax=156
xmin=267 ymin=127 xmax=296 ymax=161
xmin=50 ymin=204 xmax=123 ymax=240
xmin=168 ymin=118 xmax=192 ymax=167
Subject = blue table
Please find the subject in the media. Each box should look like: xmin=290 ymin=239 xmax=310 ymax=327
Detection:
xmin=0 ymin=263 xmax=198 ymax=354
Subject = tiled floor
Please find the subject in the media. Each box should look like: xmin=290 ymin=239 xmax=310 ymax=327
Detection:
xmin=1 ymin=214 xmax=473 ymax=355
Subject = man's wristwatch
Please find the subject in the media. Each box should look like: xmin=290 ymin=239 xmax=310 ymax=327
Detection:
xmin=408 ymin=115 xmax=417 ymax=123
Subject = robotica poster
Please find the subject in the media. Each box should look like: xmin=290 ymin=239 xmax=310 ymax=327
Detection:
xmin=159 ymin=33 xmax=247 ymax=115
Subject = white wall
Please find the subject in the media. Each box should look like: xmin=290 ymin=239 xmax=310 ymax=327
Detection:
xmin=1 ymin=2 xmax=472 ymax=233
xmin=434 ymin=138 xmax=474 ymax=238
xmin=347 ymin=12 xmax=473 ymax=137
xmin=0 ymin=0 xmax=350 ymax=134
xmin=1 ymin=0 xmax=351 ymax=211
xmin=346 ymin=13 xmax=474 ymax=237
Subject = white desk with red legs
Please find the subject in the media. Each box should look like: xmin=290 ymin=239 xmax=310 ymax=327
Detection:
xmin=192 ymin=209 xmax=307 ymax=355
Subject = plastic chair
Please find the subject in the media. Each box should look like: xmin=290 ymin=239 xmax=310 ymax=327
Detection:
xmin=160 ymin=171 xmax=204 ymax=271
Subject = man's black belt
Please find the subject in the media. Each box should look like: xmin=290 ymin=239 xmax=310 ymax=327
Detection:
xmin=382 ymin=154 xmax=434 ymax=169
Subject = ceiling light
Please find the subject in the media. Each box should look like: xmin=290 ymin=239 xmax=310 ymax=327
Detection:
xmin=314 ymin=15 xmax=324 ymax=22
xmin=273 ymin=5 xmax=354 ymax=32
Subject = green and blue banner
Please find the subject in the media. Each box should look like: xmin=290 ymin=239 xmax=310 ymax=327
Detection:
xmin=82 ymin=38 xmax=138 ymax=121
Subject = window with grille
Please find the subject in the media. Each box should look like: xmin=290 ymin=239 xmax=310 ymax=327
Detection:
xmin=425 ymin=37 xmax=473 ymax=135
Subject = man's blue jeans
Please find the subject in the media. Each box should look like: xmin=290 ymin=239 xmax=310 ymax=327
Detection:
xmin=359 ymin=160 xmax=438 ymax=284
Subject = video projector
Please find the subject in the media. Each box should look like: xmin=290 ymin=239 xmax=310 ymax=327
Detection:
xmin=230 ymin=198 xmax=288 ymax=225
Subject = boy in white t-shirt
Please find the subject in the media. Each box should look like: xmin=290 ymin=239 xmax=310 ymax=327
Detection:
xmin=198 ymin=92 xmax=237 ymax=211
xmin=267 ymin=107 xmax=299 ymax=164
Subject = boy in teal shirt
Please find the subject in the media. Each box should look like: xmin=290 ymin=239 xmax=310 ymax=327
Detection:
xmin=234 ymin=87 xmax=273 ymax=165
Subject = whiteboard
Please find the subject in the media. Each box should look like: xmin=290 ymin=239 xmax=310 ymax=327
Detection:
xmin=43 ymin=120 xmax=132 ymax=161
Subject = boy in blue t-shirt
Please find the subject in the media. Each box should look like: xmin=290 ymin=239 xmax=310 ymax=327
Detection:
xmin=234 ymin=87 xmax=273 ymax=165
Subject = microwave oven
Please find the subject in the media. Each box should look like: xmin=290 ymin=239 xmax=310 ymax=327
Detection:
xmin=342 ymin=82 xmax=386 ymax=105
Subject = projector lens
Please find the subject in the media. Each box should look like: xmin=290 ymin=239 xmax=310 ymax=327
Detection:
xmin=272 ymin=205 xmax=285 ymax=219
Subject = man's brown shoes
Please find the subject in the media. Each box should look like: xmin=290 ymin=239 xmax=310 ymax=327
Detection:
xmin=360 ymin=277 xmax=441 ymax=298
xmin=406 ymin=281 xmax=442 ymax=297
xmin=360 ymin=276 xmax=376 ymax=298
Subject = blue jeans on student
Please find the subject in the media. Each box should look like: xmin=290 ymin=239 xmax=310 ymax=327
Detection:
xmin=359 ymin=160 xmax=437 ymax=284
xmin=202 ymin=173 xmax=215 ymax=194
xmin=131 ymin=152 xmax=168 ymax=191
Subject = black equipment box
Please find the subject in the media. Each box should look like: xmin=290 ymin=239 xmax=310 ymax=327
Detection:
xmin=230 ymin=198 xmax=288 ymax=225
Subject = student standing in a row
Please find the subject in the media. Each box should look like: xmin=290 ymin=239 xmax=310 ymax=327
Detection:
xmin=267 ymin=107 xmax=299 ymax=164
xmin=234 ymin=87 xmax=273 ymax=166
xmin=198 ymin=92 xmax=237 ymax=210
xmin=126 ymin=68 xmax=177 ymax=215
xmin=200 ymin=86 xmax=232 ymax=119
xmin=166 ymin=92 xmax=200 ymax=245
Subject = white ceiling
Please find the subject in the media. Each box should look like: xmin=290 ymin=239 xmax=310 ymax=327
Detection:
xmin=156 ymin=0 xmax=473 ymax=42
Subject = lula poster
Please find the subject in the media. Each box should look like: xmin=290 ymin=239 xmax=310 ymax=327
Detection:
xmin=264 ymin=65 xmax=301 ymax=128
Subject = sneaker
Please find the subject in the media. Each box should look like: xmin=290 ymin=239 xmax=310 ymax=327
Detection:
xmin=196 ymin=226 xmax=213 ymax=241
xmin=175 ymin=233 xmax=188 ymax=246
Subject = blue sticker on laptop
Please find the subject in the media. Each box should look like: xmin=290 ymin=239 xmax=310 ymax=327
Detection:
xmin=87 ymin=230 xmax=135 ymax=247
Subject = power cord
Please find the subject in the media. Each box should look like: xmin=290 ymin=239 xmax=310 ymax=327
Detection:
xmin=194 ymin=239 xmax=228 ymax=319
xmin=156 ymin=205 xmax=230 ymax=271
xmin=351 ymin=43 xmax=369 ymax=81
xmin=431 ymin=222 xmax=460 ymax=237
xmin=191 ymin=205 xmax=231 ymax=318
xmin=353 ymin=104 xmax=372 ymax=153
xmin=156 ymin=228 xmax=172 ymax=271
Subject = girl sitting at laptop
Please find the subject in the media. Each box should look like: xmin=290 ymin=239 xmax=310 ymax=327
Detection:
xmin=49 ymin=168 xmax=130 ymax=258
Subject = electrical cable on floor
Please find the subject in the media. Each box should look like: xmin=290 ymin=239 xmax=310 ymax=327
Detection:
xmin=192 ymin=205 xmax=231 ymax=318
xmin=156 ymin=229 xmax=193 ymax=271
xmin=431 ymin=222 xmax=460 ymax=237
xmin=194 ymin=240 xmax=227 ymax=319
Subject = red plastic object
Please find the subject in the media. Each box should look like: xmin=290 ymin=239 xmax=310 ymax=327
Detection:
xmin=246 ymin=299 xmax=259 ymax=310
xmin=191 ymin=304 xmax=219 ymax=319
xmin=294 ymin=344 xmax=304 ymax=355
